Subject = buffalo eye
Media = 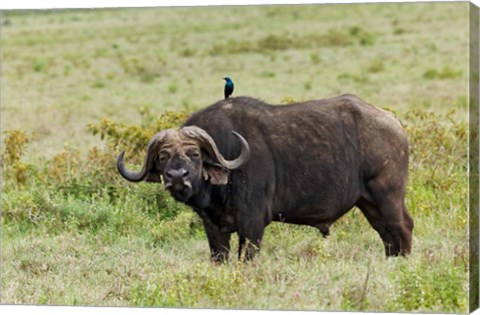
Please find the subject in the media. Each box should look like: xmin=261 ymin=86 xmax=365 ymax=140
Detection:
xmin=187 ymin=149 xmax=201 ymax=160
xmin=158 ymin=151 xmax=170 ymax=163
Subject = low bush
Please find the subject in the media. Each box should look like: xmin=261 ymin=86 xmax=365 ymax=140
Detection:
xmin=209 ymin=27 xmax=377 ymax=56
xmin=423 ymin=66 xmax=463 ymax=80
xmin=1 ymin=108 xmax=189 ymax=233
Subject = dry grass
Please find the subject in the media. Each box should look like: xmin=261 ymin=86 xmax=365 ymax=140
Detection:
xmin=0 ymin=2 xmax=471 ymax=313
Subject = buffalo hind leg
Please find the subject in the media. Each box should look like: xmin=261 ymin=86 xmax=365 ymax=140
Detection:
xmin=356 ymin=182 xmax=413 ymax=256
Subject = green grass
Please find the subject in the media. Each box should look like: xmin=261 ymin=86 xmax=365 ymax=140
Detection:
xmin=0 ymin=2 xmax=471 ymax=312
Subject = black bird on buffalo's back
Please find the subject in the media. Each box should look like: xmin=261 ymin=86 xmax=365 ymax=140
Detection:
xmin=223 ymin=77 xmax=234 ymax=99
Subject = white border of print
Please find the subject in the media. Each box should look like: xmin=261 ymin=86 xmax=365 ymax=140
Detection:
xmin=0 ymin=1 xmax=478 ymax=315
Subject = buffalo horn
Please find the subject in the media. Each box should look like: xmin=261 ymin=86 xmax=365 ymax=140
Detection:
xmin=116 ymin=131 xmax=169 ymax=182
xmin=117 ymin=151 xmax=148 ymax=182
xmin=181 ymin=126 xmax=250 ymax=170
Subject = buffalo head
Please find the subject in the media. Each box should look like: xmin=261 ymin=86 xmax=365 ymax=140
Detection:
xmin=117 ymin=126 xmax=250 ymax=202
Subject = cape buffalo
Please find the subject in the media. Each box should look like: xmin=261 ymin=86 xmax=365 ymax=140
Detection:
xmin=117 ymin=95 xmax=413 ymax=262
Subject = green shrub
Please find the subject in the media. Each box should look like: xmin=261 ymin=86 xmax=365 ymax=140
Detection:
xmin=87 ymin=109 xmax=188 ymax=162
xmin=116 ymin=54 xmax=166 ymax=83
xmin=310 ymin=52 xmax=322 ymax=64
xmin=423 ymin=66 xmax=462 ymax=79
xmin=281 ymin=96 xmax=301 ymax=104
xmin=210 ymin=28 xmax=367 ymax=56
xmin=404 ymin=108 xmax=467 ymax=183
xmin=179 ymin=48 xmax=196 ymax=57
xmin=1 ymin=129 xmax=35 ymax=189
xmin=32 ymin=58 xmax=48 ymax=73
xmin=367 ymin=59 xmax=385 ymax=73
xmin=210 ymin=39 xmax=256 ymax=55
xmin=302 ymin=29 xmax=353 ymax=47
xmin=258 ymin=34 xmax=293 ymax=51
xmin=347 ymin=26 xmax=376 ymax=45
xmin=149 ymin=211 xmax=203 ymax=247
xmin=2 ymin=108 xmax=190 ymax=229
xmin=403 ymin=108 xmax=467 ymax=232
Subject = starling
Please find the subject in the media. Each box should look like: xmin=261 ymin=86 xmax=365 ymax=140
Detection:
xmin=223 ymin=77 xmax=234 ymax=99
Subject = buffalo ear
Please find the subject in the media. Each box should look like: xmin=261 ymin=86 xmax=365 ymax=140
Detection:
xmin=202 ymin=158 xmax=229 ymax=185
xmin=144 ymin=157 xmax=163 ymax=183
xmin=204 ymin=165 xmax=229 ymax=185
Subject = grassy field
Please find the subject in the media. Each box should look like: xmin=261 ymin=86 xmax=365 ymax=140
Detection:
xmin=0 ymin=2 xmax=472 ymax=312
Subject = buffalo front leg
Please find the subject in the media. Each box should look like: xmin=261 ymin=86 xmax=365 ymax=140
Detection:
xmin=237 ymin=214 xmax=266 ymax=261
xmin=206 ymin=227 xmax=231 ymax=263
xmin=197 ymin=211 xmax=231 ymax=263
